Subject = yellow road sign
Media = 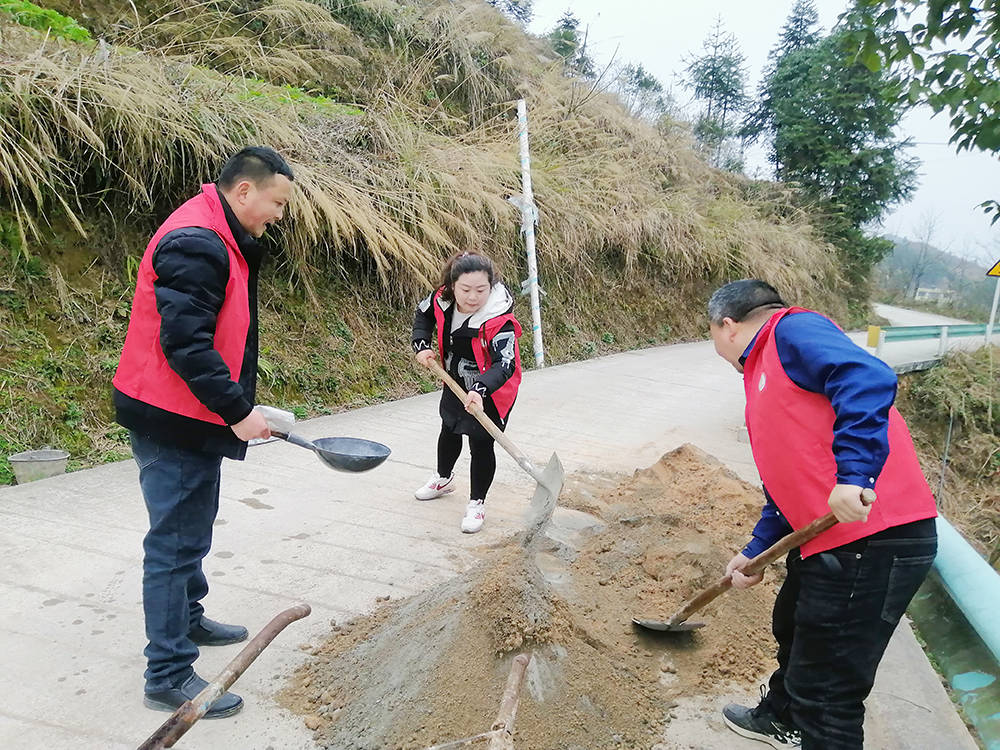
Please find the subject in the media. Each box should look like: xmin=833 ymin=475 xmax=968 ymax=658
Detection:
xmin=989 ymin=259 xmax=1000 ymax=277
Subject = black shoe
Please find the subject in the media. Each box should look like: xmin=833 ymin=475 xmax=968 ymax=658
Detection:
xmin=722 ymin=692 xmax=801 ymax=749
xmin=189 ymin=616 xmax=249 ymax=646
xmin=144 ymin=672 xmax=243 ymax=719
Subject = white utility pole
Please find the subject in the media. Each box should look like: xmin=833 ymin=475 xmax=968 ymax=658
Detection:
xmin=516 ymin=99 xmax=545 ymax=368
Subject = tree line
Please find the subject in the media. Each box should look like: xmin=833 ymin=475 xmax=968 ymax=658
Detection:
xmin=488 ymin=0 xmax=998 ymax=303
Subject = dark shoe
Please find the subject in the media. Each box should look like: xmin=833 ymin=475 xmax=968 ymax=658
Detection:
xmin=189 ymin=616 xmax=249 ymax=646
xmin=144 ymin=672 xmax=243 ymax=719
xmin=722 ymin=692 xmax=801 ymax=749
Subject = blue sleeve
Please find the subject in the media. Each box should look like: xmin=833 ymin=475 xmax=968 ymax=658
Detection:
xmin=743 ymin=489 xmax=793 ymax=558
xmin=773 ymin=312 xmax=897 ymax=488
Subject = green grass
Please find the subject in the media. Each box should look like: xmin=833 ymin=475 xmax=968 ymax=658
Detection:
xmin=238 ymin=80 xmax=364 ymax=115
xmin=0 ymin=1 xmax=91 ymax=42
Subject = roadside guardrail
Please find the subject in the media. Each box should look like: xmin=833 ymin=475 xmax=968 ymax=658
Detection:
xmin=867 ymin=324 xmax=989 ymax=358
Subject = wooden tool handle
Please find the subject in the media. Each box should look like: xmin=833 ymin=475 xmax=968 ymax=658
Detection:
xmin=422 ymin=358 xmax=544 ymax=485
xmin=666 ymin=513 xmax=837 ymax=626
xmin=667 ymin=489 xmax=875 ymax=626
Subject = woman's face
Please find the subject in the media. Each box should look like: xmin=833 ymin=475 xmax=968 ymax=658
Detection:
xmin=453 ymin=270 xmax=491 ymax=313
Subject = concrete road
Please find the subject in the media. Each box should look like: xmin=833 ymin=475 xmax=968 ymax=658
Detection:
xmin=873 ymin=303 xmax=972 ymax=327
xmin=0 ymin=325 xmax=981 ymax=749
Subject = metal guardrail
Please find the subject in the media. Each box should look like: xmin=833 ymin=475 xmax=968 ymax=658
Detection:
xmin=867 ymin=324 xmax=989 ymax=358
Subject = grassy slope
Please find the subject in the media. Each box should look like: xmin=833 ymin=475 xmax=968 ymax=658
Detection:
xmin=0 ymin=1 xmax=854 ymax=483
xmin=895 ymin=348 xmax=1000 ymax=563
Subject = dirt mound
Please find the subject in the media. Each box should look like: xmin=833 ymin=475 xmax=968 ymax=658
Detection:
xmin=279 ymin=444 xmax=780 ymax=748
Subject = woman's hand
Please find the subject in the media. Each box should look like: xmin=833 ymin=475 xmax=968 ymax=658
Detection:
xmin=416 ymin=349 xmax=435 ymax=366
xmin=464 ymin=390 xmax=484 ymax=413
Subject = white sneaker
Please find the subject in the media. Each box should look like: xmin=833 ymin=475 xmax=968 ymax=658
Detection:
xmin=461 ymin=500 xmax=485 ymax=533
xmin=414 ymin=474 xmax=455 ymax=501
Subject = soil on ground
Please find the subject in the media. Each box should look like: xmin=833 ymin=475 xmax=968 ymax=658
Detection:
xmin=278 ymin=444 xmax=781 ymax=749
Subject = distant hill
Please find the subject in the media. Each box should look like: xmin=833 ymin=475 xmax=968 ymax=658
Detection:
xmin=877 ymin=234 xmax=997 ymax=318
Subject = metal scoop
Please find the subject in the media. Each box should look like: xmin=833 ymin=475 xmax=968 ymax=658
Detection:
xmin=271 ymin=431 xmax=391 ymax=473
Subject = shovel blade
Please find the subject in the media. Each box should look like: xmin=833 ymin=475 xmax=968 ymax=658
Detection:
xmin=632 ymin=617 xmax=706 ymax=632
xmin=524 ymin=453 xmax=564 ymax=545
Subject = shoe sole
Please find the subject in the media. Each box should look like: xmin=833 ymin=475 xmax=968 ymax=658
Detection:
xmin=143 ymin=695 xmax=244 ymax=719
xmin=415 ymin=487 xmax=455 ymax=501
xmin=723 ymin=715 xmax=798 ymax=749
xmin=190 ymin=635 xmax=249 ymax=647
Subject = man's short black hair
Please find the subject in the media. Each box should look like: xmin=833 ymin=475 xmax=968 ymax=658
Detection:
xmin=708 ymin=279 xmax=786 ymax=325
xmin=217 ymin=146 xmax=294 ymax=189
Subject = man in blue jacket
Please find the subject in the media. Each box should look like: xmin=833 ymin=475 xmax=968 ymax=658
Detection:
xmin=708 ymin=280 xmax=937 ymax=750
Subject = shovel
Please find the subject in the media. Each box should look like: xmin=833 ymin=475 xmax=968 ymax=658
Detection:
xmin=422 ymin=358 xmax=563 ymax=545
xmin=633 ymin=489 xmax=875 ymax=632
xmin=270 ymin=430 xmax=391 ymax=473
xmin=137 ymin=603 xmax=311 ymax=749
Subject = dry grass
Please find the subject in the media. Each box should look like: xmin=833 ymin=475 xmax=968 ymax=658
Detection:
xmin=2 ymin=0 xmax=843 ymax=312
xmin=897 ymin=348 xmax=1000 ymax=561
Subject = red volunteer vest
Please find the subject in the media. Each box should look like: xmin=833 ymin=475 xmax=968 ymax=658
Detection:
xmin=113 ymin=184 xmax=250 ymax=425
xmin=431 ymin=288 xmax=523 ymax=419
xmin=743 ymin=307 xmax=936 ymax=557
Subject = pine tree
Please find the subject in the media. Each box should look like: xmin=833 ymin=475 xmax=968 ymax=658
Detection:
xmin=618 ymin=64 xmax=670 ymax=120
xmin=683 ymin=17 xmax=748 ymax=167
xmin=548 ymin=11 xmax=594 ymax=77
xmin=486 ymin=0 xmax=532 ymax=25
xmin=774 ymin=0 xmax=820 ymax=58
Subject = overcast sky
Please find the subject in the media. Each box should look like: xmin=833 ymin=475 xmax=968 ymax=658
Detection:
xmin=527 ymin=0 xmax=1000 ymax=266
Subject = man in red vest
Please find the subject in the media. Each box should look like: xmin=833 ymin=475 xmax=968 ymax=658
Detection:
xmin=707 ymin=280 xmax=937 ymax=750
xmin=113 ymin=147 xmax=293 ymax=718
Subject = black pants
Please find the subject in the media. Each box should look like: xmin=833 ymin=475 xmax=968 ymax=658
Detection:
xmin=764 ymin=519 xmax=937 ymax=750
xmin=437 ymin=425 xmax=496 ymax=501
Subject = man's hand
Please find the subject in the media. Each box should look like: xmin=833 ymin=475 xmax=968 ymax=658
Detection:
xmin=232 ymin=409 xmax=271 ymax=442
xmin=464 ymin=390 xmax=484 ymax=413
xmin=416 ymin=349 xmax=436 ymax=366
xmin=827 ymin=484 xmax=875 ymax=523
xmin=726 ymin=552 xmax=763 ymax=589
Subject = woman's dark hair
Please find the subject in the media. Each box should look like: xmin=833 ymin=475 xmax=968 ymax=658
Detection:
xmin=438 ymin=251 xmax=497 ymax=301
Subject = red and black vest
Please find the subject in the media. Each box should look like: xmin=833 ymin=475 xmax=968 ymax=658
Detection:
xmin=113 ymin=184 xmax=250 ymax=425
xmin=430 ymin=287 xmax=523 ymax=419
xmin=743 ymin=307 xmax=937 ymax=557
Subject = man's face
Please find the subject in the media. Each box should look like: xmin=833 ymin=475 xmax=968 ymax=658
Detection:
xmin=229 ymin=174 xmax=293 ymax=238
xmin=710 ymin=319 xmax=745 ymax=373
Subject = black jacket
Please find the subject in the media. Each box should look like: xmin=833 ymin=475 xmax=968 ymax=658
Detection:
xmin=410 ymin=284 xmax=518 ymax=398
xmin=411 ymin=284 xmax=519 ymax=437
xmin=114 ymin=193 xmax=263 ymax=459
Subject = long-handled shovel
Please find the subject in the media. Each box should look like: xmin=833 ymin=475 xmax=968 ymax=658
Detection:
xmin=633 ymin=490 xmax=875 ymax=632
xmin=137 ymin=603 xmax=311 ymax=749
xmin=422 ymin=358 xmax=563 ymax=545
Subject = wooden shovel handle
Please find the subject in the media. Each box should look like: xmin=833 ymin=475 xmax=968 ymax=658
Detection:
xmin=667 ymin=489 xmax=875 ymax=627
xmin=667 ymin=513 xmax=837 ymax=626
xmin=422 ymin=358 xmax=544 ymax=485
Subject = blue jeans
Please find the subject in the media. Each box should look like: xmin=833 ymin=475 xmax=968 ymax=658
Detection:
xmin=764 ymin=520 xmax=937 ymax=750
xmin=130 ymin=431 xmax=222 ymax=692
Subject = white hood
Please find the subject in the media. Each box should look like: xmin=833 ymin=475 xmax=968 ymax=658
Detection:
xmin=434 ymin=282 xmax=514 ymax=327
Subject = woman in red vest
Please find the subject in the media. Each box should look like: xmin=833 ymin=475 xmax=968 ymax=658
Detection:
xmin=411 ymin=252 xmax=523 ymax=533
xmin=707 ymin=280 xmax=937 ymax=750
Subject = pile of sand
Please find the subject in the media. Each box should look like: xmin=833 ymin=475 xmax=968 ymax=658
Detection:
xmin=279 ymin=444 xmax=781 ymax=749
